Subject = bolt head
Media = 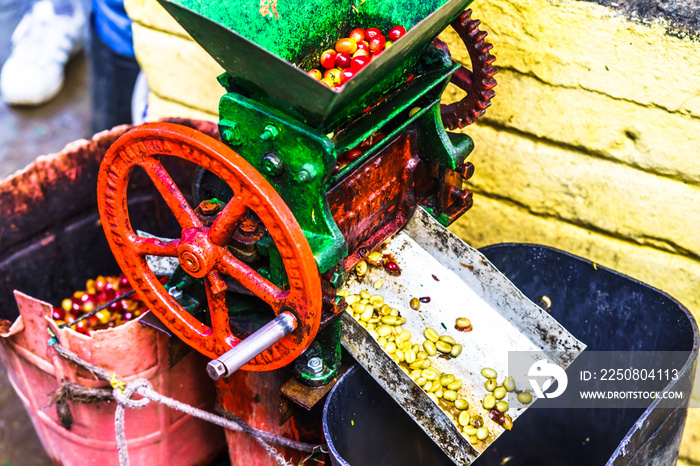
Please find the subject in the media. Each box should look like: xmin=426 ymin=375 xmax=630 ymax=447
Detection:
xmin=262 ymin=153 xmax=284 ymax=176
xmin=307 ymin=357 xmax=324 ymax=374
xmin=207 ymin=360 xmax=228 ymax=380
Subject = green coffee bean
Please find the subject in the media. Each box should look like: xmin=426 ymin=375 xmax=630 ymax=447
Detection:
xmin=424 ymin=328 xmax=439 ymax=342
xmin=450 ymin=344 xmax=463 ymax=358
xmin=421 ymin=367 xmax=439 ymax=380
xmin=447 ymin=379 xmax=463 ymax=391
xmin=518 ymin=392 xmax=533 ymax=404
xmin=484 ymin=378 xmax=497 ymax=392
xmin=503 ymin=376 xmax=516 ymax=392
xmin=496 ymin=401 xmax=509 ymax=413
xmin=476 ymin=426 xmax=489 ymax=441
xmin=423 ymin=340 xmax=437 ymax=356
xmin=481 ymin=367 xmax=497 ymax=379
xmin=493 ymin=386 xmax=507 ymax=400
xmin=435 ymin=341 xmax=452 ymax=353
xmin=454 ymin=398 xmax=469 ymax=411
xmin=443 ymin=390 xmax=458 ymax=402
xmin=440 ymin=374 xmax=455 ymax=386
xmin=483 ymin=394 xmax=496 ymax=409
xmin=463 ymin=425 xmax=478 ymax=436
xmin=439 ymin=335 xmax=456 ymax=345
xmin=458 ymin=411 xmax=470 ymax=427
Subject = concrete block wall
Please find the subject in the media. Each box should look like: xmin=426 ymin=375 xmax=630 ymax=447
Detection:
xmin=125 ymin=0 xmax=700 ymax=461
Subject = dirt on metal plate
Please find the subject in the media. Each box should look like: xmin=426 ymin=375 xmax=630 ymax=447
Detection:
xmin=341 ymin=207 xmax=585 ymax=464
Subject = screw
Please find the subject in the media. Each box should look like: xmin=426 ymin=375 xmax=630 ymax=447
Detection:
xmin=307 ymin=357 xmax=324 ymax=375
xmin=259 ymin=125 xmax=279 ymax=141
xmin=298 ymin=163 xmax=318 ymax=183
xmin=199 ymin=199 xmax=223 ymax=216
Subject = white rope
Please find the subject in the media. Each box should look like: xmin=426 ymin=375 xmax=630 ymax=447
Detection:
xmin=48 ymin=339 xmax=325 ymax=466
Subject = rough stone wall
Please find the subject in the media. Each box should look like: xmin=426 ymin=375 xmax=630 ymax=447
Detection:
xmin=125 ymin=0 xmax=700 ymax=461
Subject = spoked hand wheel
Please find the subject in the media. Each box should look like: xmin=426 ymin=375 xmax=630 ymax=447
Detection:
xmin=97 ymin=122 xmax=322 ymax=377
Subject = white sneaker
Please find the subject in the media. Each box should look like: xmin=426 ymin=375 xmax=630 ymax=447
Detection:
xmin=1 ymin=0 xmax=86 ymax=106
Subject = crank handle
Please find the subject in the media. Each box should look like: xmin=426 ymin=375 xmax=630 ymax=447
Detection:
xmin=206 ymin=311 xmax=297 ymax=380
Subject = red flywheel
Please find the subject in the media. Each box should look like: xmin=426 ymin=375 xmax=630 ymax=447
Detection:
xmin=97 ymin=122 xmax=322 ymax=370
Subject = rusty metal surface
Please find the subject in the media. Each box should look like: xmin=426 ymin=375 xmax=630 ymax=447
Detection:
xmin=341 ymin=207 xmax=585 ymax=464
xmin=280 ymin=362 xmax=350 ymax=410
xmin=328 ymin=131 xmax=421 ymax=270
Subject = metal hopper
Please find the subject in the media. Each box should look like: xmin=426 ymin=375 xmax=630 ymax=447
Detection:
xmin=158 ymin=0 xmax=474 ymax=131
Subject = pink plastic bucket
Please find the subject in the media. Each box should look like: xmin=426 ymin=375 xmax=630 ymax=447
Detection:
xmin=0 ymin=291 xmax=226 ymax=465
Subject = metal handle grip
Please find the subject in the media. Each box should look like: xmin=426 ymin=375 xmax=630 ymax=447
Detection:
xmin=206 ymin=311 xmax=297 ymax=380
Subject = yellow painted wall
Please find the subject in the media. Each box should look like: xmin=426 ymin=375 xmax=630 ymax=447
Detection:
xmin=125 ymin=0 xmax=700 ymax=461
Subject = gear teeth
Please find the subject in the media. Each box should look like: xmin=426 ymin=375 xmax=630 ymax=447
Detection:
xmin=481 ymin=89 xmax=496 ymax=100
xmin=481 ymin=54 xmax=497 ymax=66
xmin=475 ymin=99 xmax=492 ymax=110
xmin=481 ymin=77 xmax=497 ymax=89
xmin=482 ymin=65 xmax=498 ymax=78
xmin=467 ymin=19 xmax=481 ymax=32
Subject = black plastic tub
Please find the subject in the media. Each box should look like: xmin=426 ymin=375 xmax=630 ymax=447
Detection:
xmin=323 ymin=244 xmax=699 ymax=465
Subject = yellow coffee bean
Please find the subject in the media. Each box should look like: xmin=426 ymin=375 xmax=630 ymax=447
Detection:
xmin=385 ymin=341 xmax=397 ymax=354
xmin=420 ymin=359 xmax=432 ymax=369
xmin=360 ymin=306 xmax=373 ymax=321
xmin=421 ymin=367 xmax=439 ymax=380
xmin=345 ymin=295 xmax=360 ymax=305
xmin=377 ymin=325 xmax=392 ymax=337
xmin=416 ymin=377 xmax=427 ymax=386
xmin=416 ymin=351 xmax=428 ymax=360
xmin=355 ymin=261 xmax=368 ymax=275
xmin=368 ymin=329 xmax=379 ymax=339
xmin=381 ymin=315 xmax=397 ymax=325
xmin=450 ymin=344 xmax=463 ymax=358
xmin=390 ymin=308 xmax=399 ymax=316
xmin=435 ymin=341 xmax=452 ymax=353
xmin=405 ymin=349 xmax=416 ymax=364
xmin=337 ymin=289 xmax=349 ymax=297
xmin=481 ymin=367 xmax=497 ymax=379
xmin=455 ymin=317 xmax=471 ymax=329
xmin=395 ymin=317 xmax=406 ymax=325
xmin=378 ymin=337 xmax=387 ymax=347
xmin=380 ymin=304 xmax=392 ymax=316
xmin=427 ymin=393 xmax=439 ymax=404
xmin=434 ymin=388 xmax=443 ymax=398
xmin=366 ymin=251 xmax=383 ymax=265
xmin=463 ymin=426 xmax=478 ymax=436
xmin=373 ymin=279 xmax=383 ymax=290
xmin=370 ymin=295 xmax=384 ymax=307
xmin=424 ymin=328 xmax=439 ymax=342
xmin=439 ymin=335 xmax=456 ymax=345
xmin=395 ymin=349 xmax=405 ymax=362
xmin=423 ymin=340 xmax=437 ymax=356
xmin=360 ymin=290 xmax=371 ymax=299
xmin=423 ymin=381 xmax=433 ymax=392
